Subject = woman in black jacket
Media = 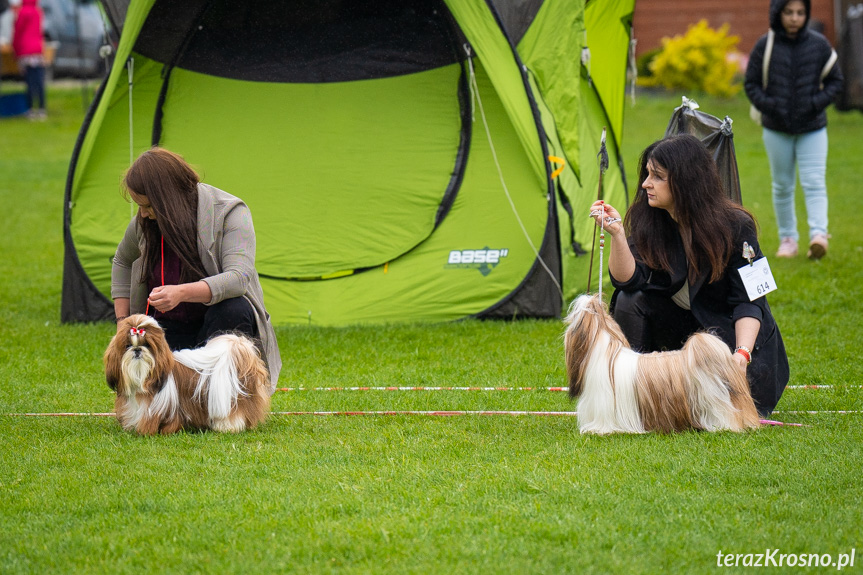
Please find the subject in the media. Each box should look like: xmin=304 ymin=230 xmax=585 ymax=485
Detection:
xmin=745 ymin=0 xmax=843 ymax=260
xmin=591 ymin=135 xmax=789 ymax=415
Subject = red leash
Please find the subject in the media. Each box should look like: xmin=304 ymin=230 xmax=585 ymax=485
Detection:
xmin=144 ymin=236 xmax=164 ymax=316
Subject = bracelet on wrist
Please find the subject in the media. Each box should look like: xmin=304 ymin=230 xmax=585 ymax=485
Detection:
xmin=734 ymin=346 xmax=752 ymax=365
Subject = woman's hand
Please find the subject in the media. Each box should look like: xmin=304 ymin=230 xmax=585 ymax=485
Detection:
xmin=733 ymin=318 xmax=760 ymax=374
xmin=148 ymin=281 xmax=213 ymax=312
xmin=147 ymin=285 xmax=185 ymax=313
xmin=589 ymin=200 xmax=624 ymax=237
xmin=732 ymin=351 xmax=749 ymax=373
xmin=589 ymin=200 xmax=634 ymax=282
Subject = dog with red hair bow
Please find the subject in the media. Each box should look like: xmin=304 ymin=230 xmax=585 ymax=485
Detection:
xmin=104 ymin=315 xmax=270 ymax=435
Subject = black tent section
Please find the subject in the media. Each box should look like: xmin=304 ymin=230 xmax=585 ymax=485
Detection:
xmin=664 ymin=97 xmax=742 ymax=204
xmin=837 ymin=4 xmax=863 ymax=112
xmin=100 ymin=0 xmax=130 ymax=35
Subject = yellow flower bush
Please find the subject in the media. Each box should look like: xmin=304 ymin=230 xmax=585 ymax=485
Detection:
xmin=639 ymin=19 xmax=741 ymax=97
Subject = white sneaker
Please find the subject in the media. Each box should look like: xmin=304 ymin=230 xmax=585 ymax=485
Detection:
xmin=25 ymin=109 xmax=47 ymax=121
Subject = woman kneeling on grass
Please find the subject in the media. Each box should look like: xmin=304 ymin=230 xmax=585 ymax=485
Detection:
xmin=111 ymin=147 xmax=281 ymax=392
xmin=589 ymin=134 xmax=789 ymax=415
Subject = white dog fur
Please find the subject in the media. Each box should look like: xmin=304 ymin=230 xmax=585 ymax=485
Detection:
xmin=564 ymin=294 xmax=760 ymax=434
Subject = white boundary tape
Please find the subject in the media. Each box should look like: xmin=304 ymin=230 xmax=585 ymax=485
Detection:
xmin=271 ymin=410 xmax=576 ymax=416
xmin=2 ymin=411 xmax=577 ymax=417
xmin=275 ymin=386 xmax=568 ymax=392
xmin=773 ymin=410 xmax=862 ymax=414
xmin=5 ymin=413 xmax=116 ymax=417
xmin=274 ymin=385 xmax=858 ymax=392
xmin=4 ymin=411 xmax=857 ymax=418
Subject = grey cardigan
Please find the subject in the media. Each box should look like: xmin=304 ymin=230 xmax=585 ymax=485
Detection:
xmin=111 ymin=183 xmax=281 ymax=392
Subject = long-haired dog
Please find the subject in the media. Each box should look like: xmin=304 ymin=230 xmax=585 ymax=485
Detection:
xmin=564 ymin=294 xmax=760 ymax=434
xmin=104 ymin=315 xmax=270 ymax=435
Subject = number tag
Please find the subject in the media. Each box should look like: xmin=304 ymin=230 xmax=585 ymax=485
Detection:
xmin=737 ymin=257 xmax=778 ymax=301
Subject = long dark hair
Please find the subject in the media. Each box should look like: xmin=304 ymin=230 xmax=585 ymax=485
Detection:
xmin=624 ymin=134 xmax=755 ymax=284
xmin=123 ymin=147 xmax=208 ymax=284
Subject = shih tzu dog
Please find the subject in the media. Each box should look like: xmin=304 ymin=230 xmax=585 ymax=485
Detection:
xmin=104 ymin=315 xmax=270 ymax=435
xmin=564 ymin=294 xmax=760 ymax=434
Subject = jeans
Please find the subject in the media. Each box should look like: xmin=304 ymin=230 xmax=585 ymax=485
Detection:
xmin=24 ymin=65 xmax=45 ymax=110
xmin=762 ymin=127 xmax=828 ymax=242
xmin=158 ymin=297 xmax=259 ymax=351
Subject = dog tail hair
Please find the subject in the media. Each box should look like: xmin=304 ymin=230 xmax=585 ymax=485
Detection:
xmin=683 ymin=333 xmax=760 ymax=431
xmin=173 ymin=334 xmax=265 ymax=420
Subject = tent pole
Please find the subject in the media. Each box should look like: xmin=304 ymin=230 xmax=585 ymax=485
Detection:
xmin=127 ymin=57 xmax=134 ymax=218
xmin=586 ymin=128 xmax=608 ymax=294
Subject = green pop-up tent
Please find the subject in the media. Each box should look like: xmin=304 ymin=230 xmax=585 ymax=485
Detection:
xmin=62 ymin=0 xmax=634 ymax=326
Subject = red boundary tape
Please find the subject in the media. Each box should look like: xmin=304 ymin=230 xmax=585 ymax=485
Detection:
xmin=2 ymin=411 xmax=826 ymax=425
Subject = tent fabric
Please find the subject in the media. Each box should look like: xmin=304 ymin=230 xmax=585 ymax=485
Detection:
xmin=135 ymin=0 xmax=466 ymax=83
xmin=62 ymin=0 xmax=635 ymax=326
xmin=664 ymin=97 xmax=742 ymax=204
xmin=489 ymin=0 xmax=544 ymax=45
xmin=160 ymin=68 xmax=470 ymax=279
xmin=100 ymin=0 xmax=129 ymax=36
xmin=517 ymin=0 xmax=631 ymax=301
xmin=442 ymin=0 xmax=549 ymax=186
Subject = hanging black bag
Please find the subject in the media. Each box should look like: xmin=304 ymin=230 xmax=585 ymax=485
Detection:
xmin=836 ymin=4 xmax=863 ymax=112
xmin=664 ymin=97 xmax=742 ymax=204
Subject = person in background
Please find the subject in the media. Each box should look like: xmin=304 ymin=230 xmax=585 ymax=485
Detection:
xmin=12 ymin=0 xmax=45 ymax=120
xmin=111 ymin=147 xmax=282 ymax=393
xmin=590 ymin=134 xmax=789 ymax=415
xmin=0 ymin=0 xmax=10 ymax=44
xmin=744 ymin=0 xmax=843 ymax=259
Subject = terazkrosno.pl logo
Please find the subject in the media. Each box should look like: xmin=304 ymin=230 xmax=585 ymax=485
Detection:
xmin=445 ymin=248 xmax=509 ymax=276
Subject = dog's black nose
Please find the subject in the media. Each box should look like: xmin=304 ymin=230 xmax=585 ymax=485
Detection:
xmin=133 ymin=348 xmax=142 ymax=358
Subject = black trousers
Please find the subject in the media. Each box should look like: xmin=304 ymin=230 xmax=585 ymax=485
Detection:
xmin=158 ymin=297 xmax=259 ymax=351
xmin=24 ymin=65 xmax=45 ymax=110
xmin=611 ymin=290 xmax=704 ymax=352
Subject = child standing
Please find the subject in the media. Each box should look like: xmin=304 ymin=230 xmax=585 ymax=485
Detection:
xmin=744 ymin=0 xmax=843 ymax=259
xmin=12 ymin=0 xmax=45 ymax=120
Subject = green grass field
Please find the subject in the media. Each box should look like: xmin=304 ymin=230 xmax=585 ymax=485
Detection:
xmin=1 ymin=84 xmax=861 ymax=574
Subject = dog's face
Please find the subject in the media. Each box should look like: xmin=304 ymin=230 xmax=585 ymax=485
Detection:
xmin=104 ymin=315 xmax=173 ymax=396
xmin=563 ymin=295 xmax=598 ymax=332
xmin=564 ymin=294 xmax=630 ymax=348
xmin=563 ymin=294 xmax=631 ymax=396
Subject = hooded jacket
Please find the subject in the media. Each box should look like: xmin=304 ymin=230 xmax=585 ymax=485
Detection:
xmin=12 ymin=0 xmax=43 ymax=58
xmin=744 ymin=0 xmax=843 ymax=134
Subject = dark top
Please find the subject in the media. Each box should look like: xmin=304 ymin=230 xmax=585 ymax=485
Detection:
xmin=610 ymin=212 xmax=789 ymax=414
xmin=147 ymin=238 xmax=207 ymax=324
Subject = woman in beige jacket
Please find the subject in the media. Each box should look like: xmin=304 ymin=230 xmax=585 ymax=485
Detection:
xmin=111 ymin=147 xmax=281 ymax=392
